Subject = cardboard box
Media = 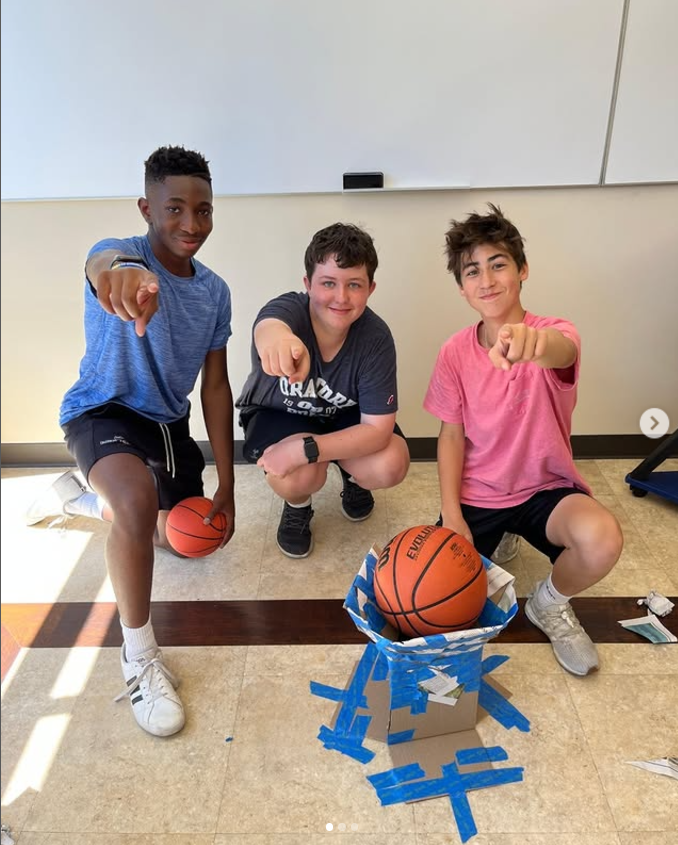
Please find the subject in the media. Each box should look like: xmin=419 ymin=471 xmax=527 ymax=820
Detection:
xmin=343 ymin=545 xmax=517 ymax=745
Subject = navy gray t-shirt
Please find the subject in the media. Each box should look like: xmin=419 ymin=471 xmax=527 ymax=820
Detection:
xmin=236 ymin=292 xmax=398 ymax=420
xmin=60 ymin=235 xmax=232 ymax=426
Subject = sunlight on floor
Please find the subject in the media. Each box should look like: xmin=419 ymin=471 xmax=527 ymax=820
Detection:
xmin=49 ymin=647 xmax=101 ymax=700
xmin=2 ymin=713 xmax=71 ymax=806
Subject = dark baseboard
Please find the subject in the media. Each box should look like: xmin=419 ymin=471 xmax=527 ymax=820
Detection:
xmin=1 ymin=434 xmax=675 ymax=468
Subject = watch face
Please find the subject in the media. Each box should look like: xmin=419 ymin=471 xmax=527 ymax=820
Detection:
xmin=304 ymin=436 xmax=319 ymax=462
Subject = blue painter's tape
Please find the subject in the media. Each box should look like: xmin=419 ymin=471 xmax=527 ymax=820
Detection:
xmin=423 ymin=633 xmax=452 ymax=649
xmin=317 ymin=725 xmax=375 ymax=764
xmin=312 ymin=642 xmax=382 ymax=763
xmin=438 ymin=760 xmax=477 ymax=843
xmin=387 ymin=729 xmax=416 ymax=745
xmin=449 ymin=649 xmax=484 ymax=692
xmin=350 ymin=713 xmax=371 ymax=743
xmin=363 ymin=601 xmax=388 ymax=632
xmin=374 ymin=780 xmax=444 ymax=805
xmin=334 ymin=642 xmax=378 ymax=735
xmin=310 ymin=681 xmax=366 ymax=705
xmin=479 ymin=679 xmax=531 ymax=732
xmin=481 ymin=653 xmax=510 ymax=675
xmin=343 ymin=588 xmax=361 ymax=615
xmin=353 ymin=574 xmax=373 ymax=596
xmin=457 ymin=766 xmax=524 ymax=790
xmin=456 ymin=745 xmax=508 ymax=765
xmin=476 ymin=600 xmax=514 ymax=628
xmin=367 ymin=763 xmax=425 ymax=789
xmin=450 ymin=790 xmax=477 ymax=843
xmin=372 ymin=651 xmax=389 ymax=682
xmin=368 ymin=752 xmax=525 ymax=840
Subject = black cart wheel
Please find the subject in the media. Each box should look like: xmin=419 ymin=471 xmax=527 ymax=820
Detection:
xmin=630 ymin=487 xmax=648 ymax=498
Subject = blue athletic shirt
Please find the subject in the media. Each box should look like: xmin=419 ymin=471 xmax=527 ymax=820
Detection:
xmin=60 ymin=235 xmax=232 ymax=426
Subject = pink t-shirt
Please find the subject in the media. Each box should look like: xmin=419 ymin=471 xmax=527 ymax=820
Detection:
xmin=424 ymin=312 xmax=590 ymax=508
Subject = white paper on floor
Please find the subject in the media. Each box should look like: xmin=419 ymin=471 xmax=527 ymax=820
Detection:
xmin=618 ymin=613 xmax=678 ymax=643
xmin=627 ymin=757 xmax=678 ymax=780
xmin=637 ymin=591 xmax=675 ymax=617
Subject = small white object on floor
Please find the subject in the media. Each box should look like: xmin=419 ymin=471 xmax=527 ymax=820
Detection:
xmin=618 ymin=613 xmax=677 ymax=644
xmin=1 ymin=824 xmax=15 ymax=845
xmin=627 ymin=757 xmax=678 ymax=780
xmin=637 ymin=591 xmax=675 ymax=617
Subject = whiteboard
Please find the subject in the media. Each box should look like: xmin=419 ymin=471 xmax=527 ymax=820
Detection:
xmin=605 ymin=0 xmax=678 ymax=184
xmin=1 ymin=0 xmax=624 ymax=199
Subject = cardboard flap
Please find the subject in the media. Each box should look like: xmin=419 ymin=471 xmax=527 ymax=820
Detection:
xmin=389 ymin=729 xmax=495 ymax=802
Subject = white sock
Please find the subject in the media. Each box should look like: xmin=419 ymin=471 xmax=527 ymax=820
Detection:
xmin=64 ymin=492 xmax=106 ymax=520
xmin=535 ymin=572 xmax=572 ymax=609
xmin=121 ymin=618 xmax=158 ymax=662
xmin=288 ymin=498 xmax=311 ymax=508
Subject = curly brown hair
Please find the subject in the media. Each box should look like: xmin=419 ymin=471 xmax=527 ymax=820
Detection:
xmin=445 ymin=203 xmax=526 ymax=286
xmin=304 ymin=223 xmax=378 ymax=282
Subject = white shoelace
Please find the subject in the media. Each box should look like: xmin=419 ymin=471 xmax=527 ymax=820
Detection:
xmin=542 ymin=603 xmax=585 ymax=638
xmin=114 ymin=654 xmax=180 ymax=704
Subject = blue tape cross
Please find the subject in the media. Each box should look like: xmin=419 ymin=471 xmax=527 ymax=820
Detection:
xmin=368 ymin=749 xmax=524 ymax=843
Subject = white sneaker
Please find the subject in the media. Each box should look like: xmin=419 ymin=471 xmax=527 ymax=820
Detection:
xmin=492 ymin=533 xmax=521 ymax=564
xmin=525 ymin=583 xmax=599 ymax=676
xmin=115 ymin=645 xmax=185 ymax=737
xmin=25 ymin=470 xmax=86 ymax=526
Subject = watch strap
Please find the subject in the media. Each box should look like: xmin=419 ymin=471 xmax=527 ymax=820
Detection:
xmin=110 ymin=254 xmax=150 ymax=271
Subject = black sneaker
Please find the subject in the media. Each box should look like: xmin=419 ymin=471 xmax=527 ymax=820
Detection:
xmin=339 ymin=468 xmax=374 ymax=522
xmin=277 ymin=501 xmax=314 ymax=558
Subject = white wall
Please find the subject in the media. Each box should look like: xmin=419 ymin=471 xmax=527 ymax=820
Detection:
xmin=2 ymin=184 xmax=677 ymax=445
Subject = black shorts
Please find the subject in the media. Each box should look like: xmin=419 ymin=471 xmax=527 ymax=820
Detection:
xmin=240 ymin=407 xmax=405 ymax=463
xmin=460 ymin=487 xmax=588 ymax=564
xmin=62 ymin=402 xmax=205 ymax=511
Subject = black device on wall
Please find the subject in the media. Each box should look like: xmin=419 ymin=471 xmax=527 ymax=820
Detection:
xmin=343 ymin=172 xmax=384 ymax=190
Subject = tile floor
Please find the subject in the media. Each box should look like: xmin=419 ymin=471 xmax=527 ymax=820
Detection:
xmin=1 ymin=460 xmax=677 ymax=844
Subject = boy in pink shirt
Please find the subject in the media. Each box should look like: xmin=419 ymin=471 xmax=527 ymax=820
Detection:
xmin=424 ymin=204 xmax=623 ymax=676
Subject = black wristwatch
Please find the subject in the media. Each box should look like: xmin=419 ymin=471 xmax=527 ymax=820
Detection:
xmin=303 ymin=436 xmax=319 ymax=464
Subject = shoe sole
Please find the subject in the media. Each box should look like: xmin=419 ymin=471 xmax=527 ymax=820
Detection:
xmin=524 ymin=600 xmax=599 ymax=677
xmin=132 ymin=713 xmax=186 ymax=737
xmin=340 ymin=507 xmax=374 ymax=523
xmin=276 ymin=537 xmax=314 ymax=559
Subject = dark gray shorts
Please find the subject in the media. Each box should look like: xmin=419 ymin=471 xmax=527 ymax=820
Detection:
xmin=62 ymin=402 xmax=205 ymax=510
xmin=240 ymin=407 xmax=405 ymax=463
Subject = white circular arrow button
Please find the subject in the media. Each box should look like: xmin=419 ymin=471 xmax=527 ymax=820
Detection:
xmin=639 ymin=408 xmax=670 ymax=439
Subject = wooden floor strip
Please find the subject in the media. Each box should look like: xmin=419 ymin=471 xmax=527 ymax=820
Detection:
xmin=3 ymin=597 xmax=676 ymax=651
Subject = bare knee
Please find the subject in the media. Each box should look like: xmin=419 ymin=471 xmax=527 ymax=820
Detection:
xmin=577 ymin=513 xmax=624 ymax=576
xmin=349 ymin=441 xmax=410 ymax=490
xmin=110 ymin=488 xmax=158 ymax=536
xmin=368 ymin=455 xmax=409 ymax=489
xmin=267 ymin=464 xmax=328 ymax=501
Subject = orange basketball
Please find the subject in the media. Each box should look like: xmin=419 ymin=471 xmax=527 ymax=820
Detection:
xmin=373 ymin=525 xmax=487 ymax=639
xmin=165 ymin=497 xmax=227 ymax=558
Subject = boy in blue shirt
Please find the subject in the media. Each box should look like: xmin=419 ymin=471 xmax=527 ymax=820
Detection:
xmin=26 ymin=146 xmax=235 ymax=737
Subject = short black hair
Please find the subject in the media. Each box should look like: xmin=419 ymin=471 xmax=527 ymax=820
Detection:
xmin=445 ymin=203 xmax=526 ymax=286
xmin=304 ymin=223 xmax=378 ymax=282
xmin=144 ymin=145 xmax=212 ymax=187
